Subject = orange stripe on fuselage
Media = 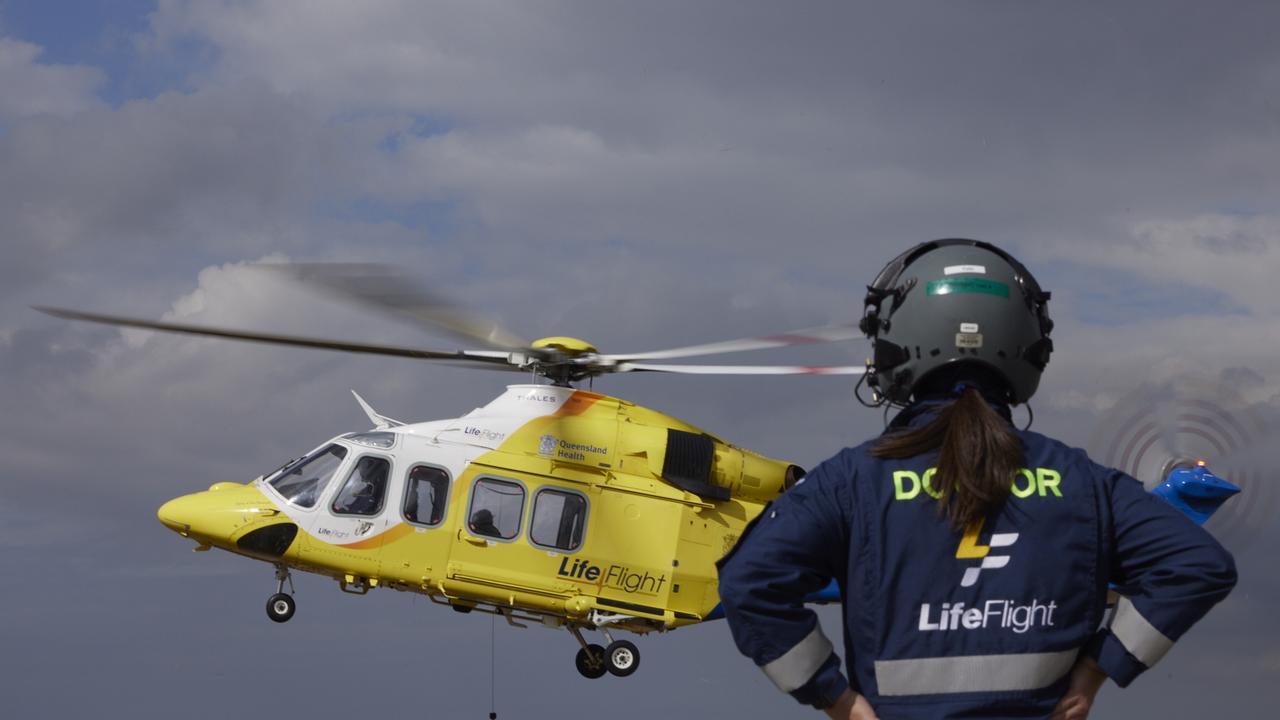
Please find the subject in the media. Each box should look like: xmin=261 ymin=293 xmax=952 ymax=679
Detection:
xmin=554 ymin=391 xmax=602 ymax=418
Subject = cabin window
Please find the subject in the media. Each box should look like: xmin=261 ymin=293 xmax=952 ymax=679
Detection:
xmin=331 ymin=456 xmax=391 ymax=516
xmin=530 ymin=488 xmax=588 ymax=552
xmin=269 ymin=444 xmax=348 ymax=509
xmin=403 ymin=465 xmax=450 ymax=527
xmin=468 ymin=478 xmax=525 ymax=540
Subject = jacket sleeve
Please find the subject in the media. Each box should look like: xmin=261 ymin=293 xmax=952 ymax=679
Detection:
xmin=1087 ymin=466 xmax=1237 ymax=687
xmin=716 ymin=455 xmax=852 ymax=708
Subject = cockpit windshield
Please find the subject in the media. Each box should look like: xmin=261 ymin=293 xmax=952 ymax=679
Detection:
xmin=268 ymin=444 xmax=349 ymax=508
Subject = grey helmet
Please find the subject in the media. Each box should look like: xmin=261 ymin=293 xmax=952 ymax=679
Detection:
xmin=859 ymin=239 xmax=1053 ymax=405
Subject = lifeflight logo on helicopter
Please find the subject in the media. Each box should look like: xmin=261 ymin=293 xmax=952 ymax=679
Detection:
xmin=557 ymin=557 xmax=668 ymax=596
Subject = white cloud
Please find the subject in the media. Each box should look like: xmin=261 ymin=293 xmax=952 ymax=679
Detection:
xmin=0 ymin=37 xmax=103 ymax=119
xmin=1058 ymin=214 xmax=1280 ymax=316
xmin=150 ymin=0 xmax=552 ymax=115
xmin=0 ymin=82 xmax=374 ymax=318
xmin=1042 ymin=388 xmax=1118 ymax=414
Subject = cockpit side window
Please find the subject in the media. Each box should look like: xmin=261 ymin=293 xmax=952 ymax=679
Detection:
xmin=403 ymin=465 xmax=450 ymax=527
xmin=467 ymin=478 xmax=525 ymax=540
xmin=331 ymin=456 xmax=391 ymax=516
xmin=530 ymin=488 xmax=588 ymax=551
xmin=269 ymin=444 xmax=348 ymax=509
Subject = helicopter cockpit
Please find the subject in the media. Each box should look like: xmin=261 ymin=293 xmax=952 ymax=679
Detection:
xmin=262 ymin=432 xmax=399 ymax=511
xmin=265 ymin=443 xmax=348 ymax=509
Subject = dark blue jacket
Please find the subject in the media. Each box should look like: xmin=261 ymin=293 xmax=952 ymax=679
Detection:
xmin=717 ymin=400 xmax=1237 ymax=718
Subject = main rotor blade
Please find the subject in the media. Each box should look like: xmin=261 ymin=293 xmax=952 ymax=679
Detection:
xmin=255 ymin=263 xmax=531 ymax=351
xmin=33 ymin=306 xmax=522 ymax=368
xmin=605 ymin=323 xmax=864 ymax=362
xmin=618 ymin=362 xmax=866 ymax=375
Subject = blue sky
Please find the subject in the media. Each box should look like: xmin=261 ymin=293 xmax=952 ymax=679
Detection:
xmin=0 ymin=0 xmax=154 ymax=65
xmin=2 ymin=2 xmax=1278 ymax=718
xmin=0 ymin=0 xmax=196 ymax=101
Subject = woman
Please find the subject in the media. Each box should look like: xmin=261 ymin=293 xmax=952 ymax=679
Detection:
xmin=717 ymin=239 xmax=1237 ymax=719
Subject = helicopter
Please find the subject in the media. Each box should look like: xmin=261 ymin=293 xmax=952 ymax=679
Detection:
xmin=35 ymin=264 xmax=1242 ymax=680
xmin=36 ymin=263 xmax=866 ymax=680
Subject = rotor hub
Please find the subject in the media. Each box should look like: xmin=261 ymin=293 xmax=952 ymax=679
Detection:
xmin=524 ymin=337 xmax=603 ymax=386
xmin=531 ymin=336 xmax=599 ymax=356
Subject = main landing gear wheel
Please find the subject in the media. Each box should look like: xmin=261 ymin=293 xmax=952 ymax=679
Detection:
xmin=575 ymin=644 xmax=607 ymax=679
xmin=266 ymin=592 xmax=296 ymax=623
xmin=605 ymin=640 xmax=640 ymax=677
xmin=267 ymin=564 xmax=296 ymax=623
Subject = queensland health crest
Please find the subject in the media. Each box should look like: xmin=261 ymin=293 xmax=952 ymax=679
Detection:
xmin=539 ymin=434 xmax=557 ymax=457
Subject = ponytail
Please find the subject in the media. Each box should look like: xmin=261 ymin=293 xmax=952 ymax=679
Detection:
xmin=870 ymin=388 xmax=1024 ymax=530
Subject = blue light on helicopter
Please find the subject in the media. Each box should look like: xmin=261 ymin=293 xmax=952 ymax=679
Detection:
xmin=1151 ymin=461 xmax=1241 ymax=526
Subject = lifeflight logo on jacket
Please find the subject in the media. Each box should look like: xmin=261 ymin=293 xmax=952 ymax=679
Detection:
xmin=955 ymin=517 xmax=1018 ymax=587
xmin=917 ymin=598 xmax=1058 ymax=634
xmin=915 ymin=518 xmax=1058 ymax=634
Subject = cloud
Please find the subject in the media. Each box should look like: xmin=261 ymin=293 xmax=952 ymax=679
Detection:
xmin=1047 ymin=214 xmax=1280 ymax=318
xmin=0 ymin=37 xmax=103 ymax=119
xmin=0 ymin=83 xmax=375 ymax=314
xmin=127 ymin=0 xmax=1280 ymax=296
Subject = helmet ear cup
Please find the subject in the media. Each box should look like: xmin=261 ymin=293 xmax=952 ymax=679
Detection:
xmin=872 ymin=340 xmax=910 ymax=377
xmin=1022 ymin=337 xmax=1054 ymax=371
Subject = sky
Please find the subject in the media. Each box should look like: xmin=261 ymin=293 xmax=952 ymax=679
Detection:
xmin=2 ymin=1 xmax=1279 ymax=717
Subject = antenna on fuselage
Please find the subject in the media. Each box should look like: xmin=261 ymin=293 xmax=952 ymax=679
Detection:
xmin=351 ymin=390 xmax=404 ymax=429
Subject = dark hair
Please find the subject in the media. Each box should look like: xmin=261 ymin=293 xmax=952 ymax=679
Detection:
xmin=870 ymin=380 xmax=1024 ymax=530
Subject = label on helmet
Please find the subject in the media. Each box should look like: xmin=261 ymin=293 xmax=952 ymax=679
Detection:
xmin=956 ymin=332 xmax=984 ymax=348
xmin=927 ymin=278 xmax=1010 ymax=298
xmin=960 ymin=323 xmax=980 ymax=333
xmin=944 ymin=264 xmax=987 ymax=275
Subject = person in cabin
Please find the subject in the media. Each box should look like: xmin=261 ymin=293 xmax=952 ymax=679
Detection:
xmin=470 ymin=508 xmax=502 ymax=538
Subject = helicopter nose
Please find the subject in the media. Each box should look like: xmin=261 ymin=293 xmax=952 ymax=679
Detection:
xmin=157 ymin=494 xmax=202 ymax=537
xmin=157 ymin=484 xmax=281 ymax=550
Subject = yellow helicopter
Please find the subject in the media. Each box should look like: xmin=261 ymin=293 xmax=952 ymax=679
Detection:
xmin=37 ymin=264 xmax=864 ymax=679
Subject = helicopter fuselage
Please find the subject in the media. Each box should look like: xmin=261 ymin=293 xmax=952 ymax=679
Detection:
xmin=157 ymin=384 xmax=798 ymax=638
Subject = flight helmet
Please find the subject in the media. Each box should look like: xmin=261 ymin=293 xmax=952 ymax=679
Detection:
xmin=859 ymin=239 xmax=1053 ymax=405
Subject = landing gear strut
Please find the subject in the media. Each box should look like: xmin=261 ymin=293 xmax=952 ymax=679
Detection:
xmin=567 ymin=623 xmax=641 ymax=678
xmin=266 ymin=565 xmax=296 ymax=623
xmin=568 ymin=625 xmax=606 ymax=679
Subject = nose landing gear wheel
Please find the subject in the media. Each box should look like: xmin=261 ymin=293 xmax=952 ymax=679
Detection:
xmin=575 ymin=644 xmax=607 ymax=679
xmin=605 ymin=640 xmax=639 ymax=677
xmin=266 ymin=592 xmax=295 ymax=623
